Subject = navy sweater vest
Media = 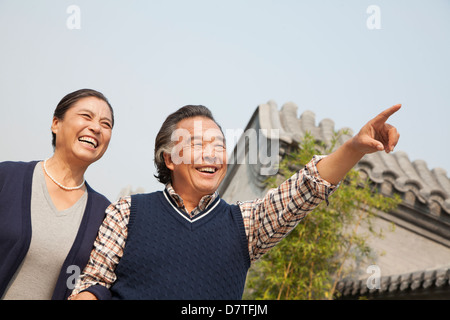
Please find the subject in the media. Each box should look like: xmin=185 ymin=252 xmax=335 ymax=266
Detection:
xmin=110 ymin=191 xmax=251 ymax=300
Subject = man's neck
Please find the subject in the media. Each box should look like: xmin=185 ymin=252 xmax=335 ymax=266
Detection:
xmin=165 ymin=183 xmax=216 ymax=216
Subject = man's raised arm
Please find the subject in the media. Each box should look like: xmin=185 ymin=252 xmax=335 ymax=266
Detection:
xmin=317 ymin=104 xmax=401 ymax=185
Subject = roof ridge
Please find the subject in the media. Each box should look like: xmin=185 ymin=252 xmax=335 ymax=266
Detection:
xmin=337 ymin=265 xmax=450 ymax=298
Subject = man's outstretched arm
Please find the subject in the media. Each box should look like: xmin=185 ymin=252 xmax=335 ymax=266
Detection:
xmin=317 ymin=104 xmax=401 ymax=185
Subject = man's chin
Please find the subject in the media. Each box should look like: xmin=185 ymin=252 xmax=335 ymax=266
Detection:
xmin=194 ymin=183 xmax=220 ymax=196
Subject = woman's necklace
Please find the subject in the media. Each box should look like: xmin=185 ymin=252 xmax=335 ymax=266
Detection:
xmin=43 ymin=158 xmax=85 ymax=191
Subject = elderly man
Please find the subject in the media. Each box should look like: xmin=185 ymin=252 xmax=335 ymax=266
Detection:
xmin=69 ymin=103 xmax=400 ymax=300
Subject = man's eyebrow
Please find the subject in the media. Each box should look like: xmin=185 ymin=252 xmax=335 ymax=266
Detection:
xmin=192 ymin=134 xmax=224 ymax=143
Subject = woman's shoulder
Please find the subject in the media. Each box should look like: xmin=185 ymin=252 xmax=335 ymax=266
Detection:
xmin=85 ymin=183 xmax=111 ymax=206
xmin=0 ymin=160 xmax=39 ymax=175
xmin=0 ymin=161 xmax=39 ymax=192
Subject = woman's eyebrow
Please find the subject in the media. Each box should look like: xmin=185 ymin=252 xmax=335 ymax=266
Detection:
xmin=78 ymin=108 xmax=94 ymax=115
xmin=101 ymin=116 xmax=113 ymax=123
xmin=79 ymin=108 xmax=112 ymax=123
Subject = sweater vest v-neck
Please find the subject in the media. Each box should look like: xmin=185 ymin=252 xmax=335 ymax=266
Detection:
xmin=110 ymin=191 xmax=251 ymax=300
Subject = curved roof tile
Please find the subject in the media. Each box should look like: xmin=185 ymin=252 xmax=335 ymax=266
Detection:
xmin=337 ymin=265 xmax=450 ymax=299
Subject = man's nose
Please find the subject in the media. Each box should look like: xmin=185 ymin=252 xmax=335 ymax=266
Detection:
xmin=202 ymin=145 xmax=216 ymax=162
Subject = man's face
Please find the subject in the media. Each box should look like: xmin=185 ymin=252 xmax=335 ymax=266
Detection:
xmin=164 ymin=116 xmax=227 ymax=203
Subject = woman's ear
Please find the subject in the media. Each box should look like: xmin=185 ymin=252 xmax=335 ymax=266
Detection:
xmin=51 ymin=116 xmax=60 ymax=135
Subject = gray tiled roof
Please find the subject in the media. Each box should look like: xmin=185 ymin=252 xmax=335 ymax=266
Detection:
xmin=336 ymin=265 xmax=450 ymax=299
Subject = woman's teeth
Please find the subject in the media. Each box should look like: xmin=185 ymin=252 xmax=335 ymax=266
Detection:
xmin=78 ymin=137 xmax=98 ymax=148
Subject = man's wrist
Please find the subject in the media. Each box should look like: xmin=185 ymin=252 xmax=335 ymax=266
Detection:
xmin=69 ymin=291 xmax=98 ymax=300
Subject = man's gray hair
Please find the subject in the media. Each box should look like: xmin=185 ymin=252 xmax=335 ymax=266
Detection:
xmin=154 ymin=105 xmax=224 ymax=185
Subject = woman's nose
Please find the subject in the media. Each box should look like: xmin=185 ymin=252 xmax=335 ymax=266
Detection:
xmin=89 ymin=121 xmax=101 ymax=133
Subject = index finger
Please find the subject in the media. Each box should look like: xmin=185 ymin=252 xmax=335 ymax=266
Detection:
xmin=372 ymin=104 xmax=402 ymax=124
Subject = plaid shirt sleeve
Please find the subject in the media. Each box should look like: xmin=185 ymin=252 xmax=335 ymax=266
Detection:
xmin=239 ymin=155 xmax=339 ymax=263
xmin=68 ymin=196 xmax=132 ymax=299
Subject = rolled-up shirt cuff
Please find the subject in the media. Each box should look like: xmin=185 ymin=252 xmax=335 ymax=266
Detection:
xmin=305 ymin=155 xmax=341 ymax=204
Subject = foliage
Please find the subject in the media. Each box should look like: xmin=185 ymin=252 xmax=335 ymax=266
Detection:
xmin=243 ymin=132 xmax=401 ymax=300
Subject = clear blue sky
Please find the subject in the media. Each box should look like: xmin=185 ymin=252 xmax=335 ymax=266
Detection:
xmin=1 ymin=0 xmax=449 ymax=201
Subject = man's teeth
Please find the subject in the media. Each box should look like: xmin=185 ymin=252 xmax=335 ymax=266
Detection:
xmin=197 ymin=167 xmax=216 ymax=173
xmin=79 ymin=137 xmax=98 ymax=148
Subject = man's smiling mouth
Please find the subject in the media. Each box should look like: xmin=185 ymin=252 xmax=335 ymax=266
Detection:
xmin=196 ymin=167 xmax=217 ymax=174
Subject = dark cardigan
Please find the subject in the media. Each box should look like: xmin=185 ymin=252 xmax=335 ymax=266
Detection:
xmin=0 ymin=161 xmax=111 ymax=300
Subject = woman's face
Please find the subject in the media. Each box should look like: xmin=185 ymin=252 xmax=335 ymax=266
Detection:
xmin=51 ymin=96 xmax=113 ymax=166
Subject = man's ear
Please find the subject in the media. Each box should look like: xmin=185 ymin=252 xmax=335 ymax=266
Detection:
xmin=163 ymin=152 xmax=175 ymax=171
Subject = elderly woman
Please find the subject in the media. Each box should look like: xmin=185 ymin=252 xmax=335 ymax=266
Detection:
xmin=0 ymin=89 xmax=114 ymax=300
